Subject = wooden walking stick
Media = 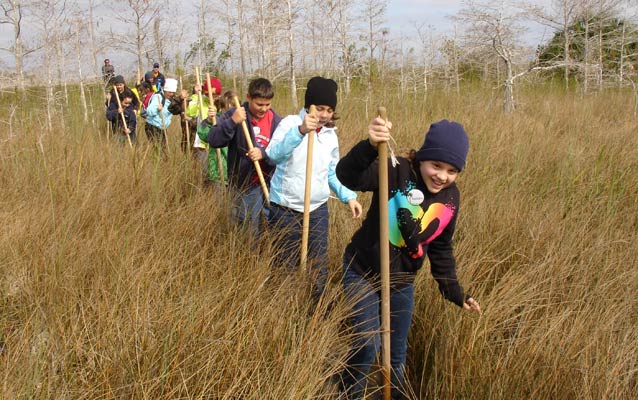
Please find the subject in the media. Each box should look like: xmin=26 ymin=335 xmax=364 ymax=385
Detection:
xmin=206 ymin=72 xmax=225 ymax=186
xmin=377 ymin=106 xmax=392 ymax=400
xmin=113 ymin=87 xmax=133 ymax=149
xmin=232 ymin=95 xmax=270 ymax=205
xmin=300 ymin=104 xmax=317 ymax=271
xmin=195 ymin=67 xmax=206 ymax=125
xmin=179 ymin=75 xmax=190 ymax=150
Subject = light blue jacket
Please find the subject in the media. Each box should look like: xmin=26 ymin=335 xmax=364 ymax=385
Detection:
xmin=266 ymin=108 xmax=357 ymax=213
xmin=145 ymin=93 xmax=173 ymax=129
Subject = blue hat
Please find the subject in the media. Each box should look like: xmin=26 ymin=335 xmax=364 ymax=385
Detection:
xmin=415 ymin=120 xmax=469 ymax=171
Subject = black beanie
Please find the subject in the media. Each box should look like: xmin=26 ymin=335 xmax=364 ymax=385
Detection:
xmin=304 ymin=76 xmax=337 ymax=110
xmin=113 ymin=75 xmax=125 ymax=84
xmin=415 ymin=120 xmax=469 ymax=171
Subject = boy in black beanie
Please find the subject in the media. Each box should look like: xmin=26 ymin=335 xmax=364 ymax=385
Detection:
xmin=336 ymin=118 xmax=481 ymax=399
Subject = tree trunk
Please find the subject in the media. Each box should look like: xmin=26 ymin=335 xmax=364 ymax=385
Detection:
xmin=286 ymin=0 xmax=297 ymax=109
xmin=136 ymin=11 xmax=143 ymax=76
xmin=237 ymin=0 xmax=247 ymax=92
xmin=504 ymin=59 xmax=514 ymax=112
xmin=619 ymin=20 xmax=626 ymax=86
xmin=583 ymin=17 xmax=589 ymax=95
xmin=76 ymin=22 xmax=88 ymax=123
xmin=6 ymin=0 xmax=26 ymax=92
xmin=563 ymin=6 xmax=570 ymax=90
xmin=88 ymin=0 xmax=99 ymax=81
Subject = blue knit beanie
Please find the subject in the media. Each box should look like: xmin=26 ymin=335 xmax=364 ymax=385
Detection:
xmin=415 ymin=120 xmax=469 ymax=171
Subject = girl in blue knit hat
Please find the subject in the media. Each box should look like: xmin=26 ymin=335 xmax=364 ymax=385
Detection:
xmin=335 ymin=117 xmax=481 ymax=399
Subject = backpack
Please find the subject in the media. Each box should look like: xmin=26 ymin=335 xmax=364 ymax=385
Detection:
xmin=140 ymin=92 xmax=165 ymax=119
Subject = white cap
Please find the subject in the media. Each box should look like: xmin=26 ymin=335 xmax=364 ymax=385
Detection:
xmin=164 ymin=78 xmax=177 ymax=92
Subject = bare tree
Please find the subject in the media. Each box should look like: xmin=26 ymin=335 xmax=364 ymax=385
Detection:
xmin=457 ymin=0 xmax=528 ymax=111
xmin=85 ymin=0 xmax=100 ymax=80
xmin=0 ymin=0 xmax=36 ymax=92
xmin=73 ymin=18 xmax=88 ymax=123
xmin=362 ymin=0 xmax=387 ymax=94
xmin=31 ymin=0 xmax=67 ymax=131
xmin=115 ymin=0 xmax=159 ymax=75
xmin=332 ymin=0 xmax=358 ymax=94
xmin=283 ymin=0 xmax=299 ymax=108
xmin=616 ymin=6 xmax=638 ymax=86
xmin=237 ymin=0 xmax=247 ymax=91
xmin=525 ymin=0 xmax=582 ymax=89
xmin=414 ymin=23 xmax=437 ymax=99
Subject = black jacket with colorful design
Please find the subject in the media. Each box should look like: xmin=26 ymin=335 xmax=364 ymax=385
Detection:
xmin=336 ymin=139 xmax=468 ymax=306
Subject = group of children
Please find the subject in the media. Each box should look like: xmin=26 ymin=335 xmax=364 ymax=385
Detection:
xmin=106 ymin=70 xmax=481 ymax=399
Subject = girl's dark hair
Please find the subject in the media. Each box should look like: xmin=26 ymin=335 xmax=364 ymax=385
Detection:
xmin=248 ymin=78 xmax=274 ymax=99
xmin=218 ymin=90 xmax=237 ymax=111
xmin=323 ymin=111 xmax=340 ymax=128
xmin=137 ymin=81 xmax=151 ymax=92
xmin=407 ymin=149 xmax=421 ymax=173
xmin=214 ymin=96 xmax=227 ymax=111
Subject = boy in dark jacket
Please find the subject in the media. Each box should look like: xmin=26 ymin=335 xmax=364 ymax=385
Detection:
xmin=200 ymin=78 xmax=281 ymax=236
xmin=336 ymin=118 xmax=481 ymax=399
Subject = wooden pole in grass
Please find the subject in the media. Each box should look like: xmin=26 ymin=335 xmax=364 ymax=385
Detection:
xmin=232 ymin=95 xmax=270 ymax=205
xmin=113 ymin=87 xmax=133 ymax=149
xmin=300 ymin=104 xmax=317 ymax=271
xmin=179 ymin=75 xmax=190 ymax=150
xmin=206 ymin=72 xmax=225 ymax=186
xmin=194 ymin=66 xmax=206 ymax=123
xmin=377 ymin=106 xmax=391 ymax=400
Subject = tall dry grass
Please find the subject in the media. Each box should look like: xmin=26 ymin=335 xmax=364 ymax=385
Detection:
xmin=1 ymin=83 xmax=636 ymax=399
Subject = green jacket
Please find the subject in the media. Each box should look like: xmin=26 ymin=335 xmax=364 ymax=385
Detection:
xmin=198 ymin=118 xmax=228 ymax=183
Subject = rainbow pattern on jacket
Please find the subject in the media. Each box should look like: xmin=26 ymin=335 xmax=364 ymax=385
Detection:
xmin=388 ymin=188 xmax=456 ymax=249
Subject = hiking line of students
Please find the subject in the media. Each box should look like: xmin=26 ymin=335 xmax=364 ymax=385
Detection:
xmin=105 ymin=68 xmax=481 ymax=399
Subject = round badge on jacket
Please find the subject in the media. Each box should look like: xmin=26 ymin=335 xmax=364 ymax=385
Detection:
xmin=408 ymin=189 xmax=424 ymax=205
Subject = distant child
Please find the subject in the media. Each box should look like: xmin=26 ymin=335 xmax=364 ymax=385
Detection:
xmin=264 ymin=76 xmax=362 ymax=303
xmin=106 ymin=93 xmax=137 ymax=144
xmin=143 ymin=71 xmax=158 ymax=92
xmin=202 ymin=78 xmax=281 ymax=235
xmin=335 ymin=118 xmax=482 ymax=398
xmin=189 ymin=77 xmax=227 ymax=182
xmin=195 ymin=86 xmax=234 ymax=185
xmin=144 ymin=78 xmax=178 ymax=147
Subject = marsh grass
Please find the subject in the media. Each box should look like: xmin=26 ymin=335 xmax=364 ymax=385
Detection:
xmin=1 ymin=82 xmax=636 ymax=399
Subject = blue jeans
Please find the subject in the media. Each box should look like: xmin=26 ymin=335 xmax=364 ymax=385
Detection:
xmin=267 ymin=202 xmax=329 ymax=302
xmin=340 ymin=262 xmax=414 ymax=399
xmin=233 ymin=185 xmax=270 ymax=240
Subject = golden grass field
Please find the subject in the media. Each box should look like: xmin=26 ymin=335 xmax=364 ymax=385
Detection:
xmin=1 ymin=82 xmax=636 ymax=399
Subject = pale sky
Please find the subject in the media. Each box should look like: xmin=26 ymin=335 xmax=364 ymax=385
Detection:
xmin=0 ymin=0 xmax=558 ymax=75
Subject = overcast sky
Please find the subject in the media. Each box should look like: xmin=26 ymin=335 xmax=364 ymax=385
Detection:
xmin=0 ymin=0 xmax=563 ymax=74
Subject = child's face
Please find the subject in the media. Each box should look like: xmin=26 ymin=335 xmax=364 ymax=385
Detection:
xmin=246 ymin=96 xmax=272 ymax=120
xmin=122 ymin=98 xmax=132 ymax=107
xmin=419 ymin=160 xmax=459 ymax=194
xmin=314 ymin=105 xmax=334 ymax=128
